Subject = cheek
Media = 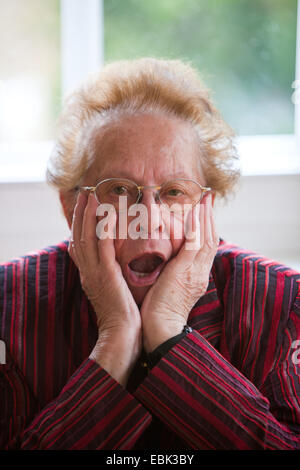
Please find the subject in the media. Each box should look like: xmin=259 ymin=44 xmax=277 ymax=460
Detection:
xmin=166 ymin=212 xmax=186 ymax=255
xmin=114 ymin=237 xmax=125 ymax=263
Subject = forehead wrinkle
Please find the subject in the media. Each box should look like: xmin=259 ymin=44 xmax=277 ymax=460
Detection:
xmin=85 ymin=113 xmax=204 ymax=185
xmin=97 ymin=112 xmax=193 ymax=151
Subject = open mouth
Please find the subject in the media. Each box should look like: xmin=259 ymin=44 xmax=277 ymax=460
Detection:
xmin=126 ymin=253 xmax=165 ymax=286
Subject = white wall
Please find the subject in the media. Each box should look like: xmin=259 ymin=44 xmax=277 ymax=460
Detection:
xmin=0 ymin=174 xmax=300 ymax=270
xmin=214 ymin=174 xmax=300 ymax=270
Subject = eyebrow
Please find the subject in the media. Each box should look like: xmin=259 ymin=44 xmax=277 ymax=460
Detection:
xmin=96 ymin=171 xmax=192 ymax=183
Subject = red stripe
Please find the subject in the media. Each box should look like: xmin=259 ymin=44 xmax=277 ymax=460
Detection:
xmin=250 ymin=263 xmax=269 ymax=380
xmin=33 ymin=256 xmax=40 ymax=394
xmin=0 ymin=265 xmax=7 ymax=337
xmin=9 ymin=264 xmax=16 ymax=356
xmin=40 ymin=371 xmax=116 ymax=447
xmin=14 ymin=263 xmax=19 ymax=360
xmin=22 ymin=258 xmax=29 ymax=381
xmin=189 ymin=331 xmax=259 ymax=396
xmin=243 ymin=257 xmax=251 ymax=355
xmin=174 ymin=343 xmax=270 ymax=420
xmin=137 ymin=382 xmax=213 ymax=449
xmin=45 ymin=251 xmax=57 ymax=403
xmin=238 ymin=257 xmax=246 ymax=358
xmin=172 ymin=343 xmax=295 ymax=448
xmin=283 ymin=361 xmax=297 ymax=423
xmin=163 ymin=352 xmax=268 ymax=447
xmin=145 ymin=366 xmax=250 ymax=449
xmin=2 ymin=240 xmax=299 ymax=450
xmin=29 ymin=359 xmax=100 ymax=431
xmin=262 ymin=273 xmax=285 ymax=380
xmin=242 ymin=260 xmax=258 ymax=370
xmin=68 ymin=304 xmax=75 ymax=378
xmin=189 ymin=299 xmax=220 ymax=318
xmin=177 ymin=334 xmax=295 ymax=448
xmin=5 ymin=371 xmax=17 ymax=420
xmin=80 ymin=296 xmax=90 ymax=359
xmin=174 ymin=343 xmax=264 ymax=413
xmin=114 ymin=413 xmax=152 ymax=450
xmin=72 ymin=394 xmax=141 ymax=449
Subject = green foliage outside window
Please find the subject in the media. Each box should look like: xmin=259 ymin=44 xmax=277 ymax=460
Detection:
xmin=104 ymin=0 xmax=297 ymax=136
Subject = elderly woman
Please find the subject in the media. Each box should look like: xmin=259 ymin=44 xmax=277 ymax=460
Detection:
xmin=0 ymin=58 xmax=299 ymax=450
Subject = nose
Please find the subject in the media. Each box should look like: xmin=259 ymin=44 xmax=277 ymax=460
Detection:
xmin=136 ymin=188 xmax=163 ymax=236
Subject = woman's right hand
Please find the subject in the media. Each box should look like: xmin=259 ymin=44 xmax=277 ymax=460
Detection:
xmin=68 ymin=190 xmax=141 ymax=387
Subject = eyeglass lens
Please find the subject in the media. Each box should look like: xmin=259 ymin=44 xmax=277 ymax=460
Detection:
xmin=95 ymin=179 xmax=205 ymax=211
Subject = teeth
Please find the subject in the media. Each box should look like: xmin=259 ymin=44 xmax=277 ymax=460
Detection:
xmin=131 ymin=270 xmax=151 ymax=278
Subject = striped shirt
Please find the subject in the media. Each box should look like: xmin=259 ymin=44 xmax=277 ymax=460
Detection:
xmin=0 ymin=238 xmax=299 ymax=449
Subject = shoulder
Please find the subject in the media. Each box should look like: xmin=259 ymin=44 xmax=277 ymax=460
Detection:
xmin=213 ymin=238 xmax=300 ymax=344
xmin=214 ymin=238 xmax=300 ymax=297
xmin=0 ymin=239 xmax=69 ymax=266
xmin=212 ymin=239 xmax=300 ymax=382
xmin=0 ymin=239 xmax=71 ymax=288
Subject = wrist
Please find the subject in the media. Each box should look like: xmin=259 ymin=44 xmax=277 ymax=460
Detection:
xmin=143 ymin=320 xmax=185 ymax=354
xmin=90 ymin=328 xmax=142 ymax=386
xmin=142 ymin=325 xmax=193 ymax=372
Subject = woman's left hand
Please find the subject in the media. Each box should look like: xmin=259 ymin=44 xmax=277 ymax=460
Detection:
xmin=140 ymin=193 xmax=219 ymax=353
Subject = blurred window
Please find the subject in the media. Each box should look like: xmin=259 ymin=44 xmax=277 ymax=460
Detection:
xmin=0 ymin=0 xmax=60 ymax=142
xmin=104 ymin=0 xmax=297 ymax=136
xmin=0 ymin=0 xmax=298 ymax=181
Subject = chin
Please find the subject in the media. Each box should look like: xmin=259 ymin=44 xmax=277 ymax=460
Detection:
xmin=130 ymin=285 xmax=151 ymax=308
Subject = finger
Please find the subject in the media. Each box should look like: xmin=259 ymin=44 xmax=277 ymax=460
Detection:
xmin=199 ymin=199 xmax=205 ymax=248
xmin=68 ymin=236 xmax=80 ymax=267
xmin=204 ymin=193 xmax=213 ymax=245
xmin=209 ymin=195 xmax=219 ymax=246
xmin=96 ymin=206 xmax=117 ymax=268
xmin=81 ymin=192 xmax=100 ymax=268
xmin=176 ymin=204 xmax=201 ymax=265
xmin=71 ymin=191 xmax=88 ymax=266
xmin=196 ymin=193 xmax=218 ymax=263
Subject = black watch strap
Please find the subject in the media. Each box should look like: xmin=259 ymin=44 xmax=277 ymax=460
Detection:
xmin=127 ymin=325 xmax=193 ymax=393
xmin=145 ymin=325 xmax=193 ymax=370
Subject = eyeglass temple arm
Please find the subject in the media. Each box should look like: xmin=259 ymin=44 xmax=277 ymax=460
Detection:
xmin=79 ymin=186 xmax=97 ymax=192
xmin=78 ymin=184 xmax=212 ymax=193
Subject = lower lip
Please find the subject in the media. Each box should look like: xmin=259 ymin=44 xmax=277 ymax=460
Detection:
xmin=125 ymin=262 xmax=165 ymax=287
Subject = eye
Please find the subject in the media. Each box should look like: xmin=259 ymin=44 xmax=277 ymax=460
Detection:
xmin=112 ymin=185 xmax=128 ymax=195
xmin=166 ymin=188 xmax=184 ymax=196
xmin=162 ymin=185 xmax=186 ymax=198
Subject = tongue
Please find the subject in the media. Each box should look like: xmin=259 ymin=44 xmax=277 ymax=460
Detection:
xmin=129 ymin=254 xmax=163 ymax=273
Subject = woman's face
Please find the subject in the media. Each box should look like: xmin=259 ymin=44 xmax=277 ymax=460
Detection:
xmin=76 ymin=113 xmax=210 ymax=306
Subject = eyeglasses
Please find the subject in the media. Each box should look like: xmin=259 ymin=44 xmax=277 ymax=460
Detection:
xmin=78 ymin=178 xmax=211 ymax=212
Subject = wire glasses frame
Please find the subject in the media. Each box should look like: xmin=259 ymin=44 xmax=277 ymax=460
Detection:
xmin=78 ymin=177 xmax=211 ymax=210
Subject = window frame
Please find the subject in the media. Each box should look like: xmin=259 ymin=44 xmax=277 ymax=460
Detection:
xmin=0 ymin=0 xmax=299 ymax=183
